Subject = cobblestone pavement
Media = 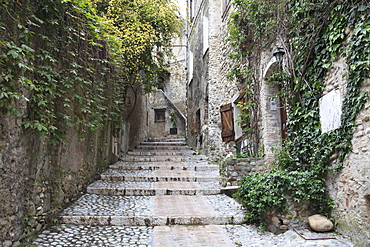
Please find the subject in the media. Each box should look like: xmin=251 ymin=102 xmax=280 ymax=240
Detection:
xmin=31 ymin=137 xmax=354 ymax=246
xmin=32 ymin=224 xmax=354 ymax=246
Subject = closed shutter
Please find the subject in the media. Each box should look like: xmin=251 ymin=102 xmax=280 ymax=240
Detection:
xmin=220 ymin=103 xmax=235 ymax=142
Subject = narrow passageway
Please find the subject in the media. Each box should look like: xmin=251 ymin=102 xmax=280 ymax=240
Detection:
xmin=32 ymin=137 xmax=354 ymax=246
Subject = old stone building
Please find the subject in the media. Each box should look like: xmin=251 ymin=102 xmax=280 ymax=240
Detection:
xmin=186 ymin=0 xmax=285 ymax=162
xmin=186 ymin=0 xmax=369 ymax=246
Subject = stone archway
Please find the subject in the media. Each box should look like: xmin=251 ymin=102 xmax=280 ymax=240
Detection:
xmin=260 ymin=60 xmax=286 ymax=163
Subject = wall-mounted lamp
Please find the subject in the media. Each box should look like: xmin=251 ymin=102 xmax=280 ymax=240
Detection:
xmin=273 ymin=47 xmax=285 ymax=63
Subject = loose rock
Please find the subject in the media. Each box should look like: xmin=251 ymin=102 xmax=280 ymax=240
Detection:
xmin=308 ymin=214 xmax=334 ymax=232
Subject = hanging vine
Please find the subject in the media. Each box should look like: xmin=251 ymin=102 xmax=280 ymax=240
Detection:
xmin=0 ymin=0 xmax=182 ymax=144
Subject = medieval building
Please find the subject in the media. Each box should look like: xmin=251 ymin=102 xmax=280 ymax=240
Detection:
xmin=185 ymin=0 xmax=370 ymax=246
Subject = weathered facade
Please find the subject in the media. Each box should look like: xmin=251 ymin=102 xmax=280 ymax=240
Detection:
xmin=0 ymin=98 xmax=117 ymax=246
xmin=186 ymin=0 xmax=370 ymax=245
xmin=325 ymin=60 xmax=370 ymax=246
xmin=186 ymin=0 xmax=284 ymax=161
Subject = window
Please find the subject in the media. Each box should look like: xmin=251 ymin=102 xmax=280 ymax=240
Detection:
xmin=154 ymin=109 xmax=166 ymax=123
xmin=220 ymin=103 xmax=235 ymax=142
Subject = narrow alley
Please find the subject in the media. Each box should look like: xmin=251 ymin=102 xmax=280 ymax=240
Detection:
xmin=31 ymin=137 xmax=353 ymax=247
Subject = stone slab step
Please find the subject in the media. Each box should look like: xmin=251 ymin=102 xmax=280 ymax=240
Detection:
xmin=100 ymin=169 xmax=219 ymax=182
xmin=146 ymin=137 xmax=186 ymax=142
xmin=60 ymin=194 xmax=246 ymax=226
xmin=119 ymin=155 xmax=208 ymax=162
xmin=139 ymin=141 xmax=186 ymax=146
xmin=109 ymin=161 xmax=219 ymax=171
xmin=87 ymin=181 xmax=221 ymax=196
xmin=136 ymin=145 xmax=193 ymax=150
xmin=127 ymin=150 xmax=196 ymax=156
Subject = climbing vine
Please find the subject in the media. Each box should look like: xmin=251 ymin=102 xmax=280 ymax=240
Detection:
xmin=229 ymin=0 xmax=369 ymax=226
xmin=0 ymin=0 xmax=125 ymax=144
xmin=0 ymin=0 xmax=182 ymax=144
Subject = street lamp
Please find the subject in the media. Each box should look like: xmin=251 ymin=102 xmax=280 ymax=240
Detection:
xmin=273 ymin=47 xmax=285 ymax=63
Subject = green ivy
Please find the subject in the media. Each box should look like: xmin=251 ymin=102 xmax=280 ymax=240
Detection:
xmin=229 ymin=0 xmax=369 ymax=226
xmin=0 ymin=0 xmax=126 ymax=144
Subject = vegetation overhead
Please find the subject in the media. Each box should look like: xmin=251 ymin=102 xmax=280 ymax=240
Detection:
xmin=0 ymin=0 xmax=182 ymax=143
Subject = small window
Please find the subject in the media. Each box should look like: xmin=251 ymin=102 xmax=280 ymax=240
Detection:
xmin=155 ymin=109 xmax=166 ymax=123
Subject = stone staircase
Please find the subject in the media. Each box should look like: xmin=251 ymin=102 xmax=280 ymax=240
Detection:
xmin=59 ymin=137 xmax=246 ymax=228
xmin=32 ymin=137 xmax=356 ymax=246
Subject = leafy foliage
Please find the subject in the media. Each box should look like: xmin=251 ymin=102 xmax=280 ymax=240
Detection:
xmin=1 ymin=0 xmax=125 ymax=143
xmin=94 ymin=0 xmax=182 ymax=92
xmin=0 ymin=0 xmax=182 ymax=144
xmin=229 ymin=0 xmax=369 ymax=225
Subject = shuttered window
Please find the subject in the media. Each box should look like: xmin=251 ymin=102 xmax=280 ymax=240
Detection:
xmin=220 ymin=103 xmax=235 ymax=142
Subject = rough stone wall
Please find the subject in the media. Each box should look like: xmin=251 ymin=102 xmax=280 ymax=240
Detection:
xmin=221 ymin=158 xmax=265 ymax=186
xmin=325 ymin=59 xmax=370 ymax=246
xmin=187 ymin=0 xmax=209 ymax=149
xmin=147 ymin=90 xmax=186 ymax=139
xmin=166 ymin=38 xmax=187 ymax=116
xmin=0 ymin=103 xmax=115 ymax=246
xmin=187 ymin=0 xmax=242 ymax=159
xmin=206 ymin=0 xmax=240 ymax=160
xmin=188 ymin=0 xmax=284 ymax=162
xmin=123 ymin=83 xmax=150 ymax=150
xmin=260 ymin=55 xmax=285 ymax=163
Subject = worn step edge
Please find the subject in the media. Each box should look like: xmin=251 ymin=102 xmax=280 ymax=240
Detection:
xmin=145 ymin=138 xmax=186 ymax=142
xmin=59 ymin=215 xmax=245 ymax=226
xmin=136 ymin=145 xmax=193 ymax=150
xmin=140 ymin=142 xmax=186 ymax=146
xmin=109 ymin=164 xmax=219 ymax=171
xmin=100 ymin=176 xmax=219 ymax=182
xmin=119 ymin=156 xmax=208 ymax=162
xmin=86 ymin=187 xmax=221 ymax=196
xmin=127 ymin=151 xmax=197 ymax=156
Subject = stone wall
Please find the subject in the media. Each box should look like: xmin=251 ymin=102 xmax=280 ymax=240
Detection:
xmin=148 ymin=90 xmax=186 ymax=139
xmin=187 ymin=0 xmax=210 ymax=149
xmin=187 ymin=0 xmax=285 ymax=163
xmin=221 ymin=158 xmax=265 ymax=186
xmin=206 ymin=0 xmax=241 ymax=160
xmin=0 ymin=96 xmax=116 ymax=246
xmin=264 ymin=197 xmax=310 ymax=234
xmin=325 ymin=60 xmax=370 ymax=246
xmin=122 ymin=83 xmax=150 ymax=150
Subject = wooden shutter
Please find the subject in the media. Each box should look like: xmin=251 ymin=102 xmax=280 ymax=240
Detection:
xmin=220 ymin=103 xmax=235 ymax=142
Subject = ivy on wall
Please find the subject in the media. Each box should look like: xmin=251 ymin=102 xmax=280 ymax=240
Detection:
xmin=0 ymin=0 xmax=181 ymax=144
xmin=229 ymin=0 xmax=370 ymax=226
xmin=1 ymin=0 xmax=126 ymax=144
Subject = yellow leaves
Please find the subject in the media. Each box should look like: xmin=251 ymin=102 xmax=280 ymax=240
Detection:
xmin=93 ymin=0 xmax=182 ymax=89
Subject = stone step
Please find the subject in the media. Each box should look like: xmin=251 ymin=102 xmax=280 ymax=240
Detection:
xmin=139 ymin=141 xmax=186 ymax=146
xmin=109 ymin=161 xmax=219 ymax=171
xmin=136 ymin=145 xmax=193 ymax=150
xmin=100 ymin=169 xmax=219 ymax=182
xmin=87 ymin=181 xmax=221 ymax=196
xmin=60 ymin=194 xmax=246 ymax=226
xmin=146 ymin=137 xmax=186 ymax=142
xmin=119 ymin=155 xmax=208 ymax=162
xmin=127 ymin=150 xmax=196 ymax=156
